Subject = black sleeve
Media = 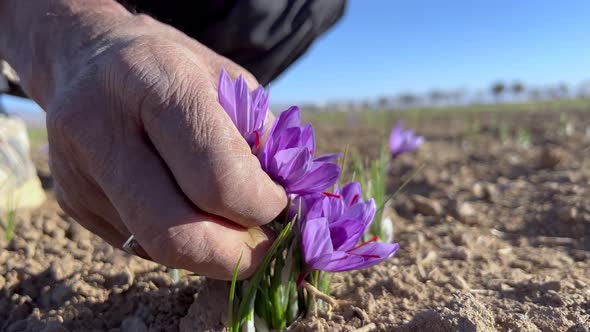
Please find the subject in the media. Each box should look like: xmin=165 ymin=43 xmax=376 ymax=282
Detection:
xmin=122 ymin=0 xmax=346 ymax=85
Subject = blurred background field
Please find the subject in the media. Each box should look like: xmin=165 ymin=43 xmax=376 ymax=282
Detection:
xmin=3 ymin=98 xmax=588 ymax=331
xmin=14 ymin=95 xmax=590 ymax=152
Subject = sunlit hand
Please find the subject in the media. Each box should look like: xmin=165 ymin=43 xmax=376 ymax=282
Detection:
xmin=42 ymin=14 xmax=287 ymax=279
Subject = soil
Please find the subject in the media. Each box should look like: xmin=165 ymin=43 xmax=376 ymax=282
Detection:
xmin=1 ymin=109 xmax=589 ymax=331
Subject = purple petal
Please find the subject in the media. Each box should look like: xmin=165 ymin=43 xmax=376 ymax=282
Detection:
xmin=345 ymin=242 xmax=400 ymax=270
xmin=313 ymin=251 xmax=376 ymax=272
xmin=328 ymin=218 xmax=366 ymax=251
xmin=251 ymin=86 xmax=269 ymax=132
xmin=291 ymin=194 xmax=321 ymax=228
xmin=315 ymin=153 xmax=342 ymax=163
xmin=309 ymin=251 xmax=364 ymax=272
xmin=235 ymin=75 xmax=252 ymax=135
xmin=217 ymin=69 xmax=270 ymax=149
xmin=307 ymin=193 xmax=325 ymax=215
xmin=271 ymin=147 xmax=312 ymax=186
xmin=389 ymin=121 xmax=424 ymax=157
xmin=389 ymin=124 xmax=404 ymax=154
xmin=218 ymin=69 xmax=238 ymax=124
xmin=300 ymin=124 xmax=315 ymax=155
xmin=268 ymin=106 xmax=301 ymax=138
xmin=274 ymin=127 xmax=304 ymax=152
xmin=321 ymin=192 xmax=345 ymax=221
xmin=409 ymin=135 xmax=425 ymax=150
xmin=313 ymin=242 xmax=399 ymax=272
xmin=259 ymin=107 xmax=301 ymax=168
xmin=328 ymin=201 xmax=376 ymax=252
xmin=302 ymin=217 xmax=334 ymax=266
xmin=287 ymin=162 xmax=340 ymax=195
xmin=342 ymin=199 xmax=376 ymax=229
xmin=341 ymin=182 xmax=362 ymax=206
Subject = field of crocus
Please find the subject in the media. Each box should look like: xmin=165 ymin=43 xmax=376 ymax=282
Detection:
xmin=1 ymin=102 xmax=589 ymax=331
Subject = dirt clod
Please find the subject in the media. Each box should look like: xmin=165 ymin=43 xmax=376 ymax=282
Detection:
xmin=2 ymin=109 xmax=589 ymax=331
xmin=411 ymin=195 xmax=443 ymax=216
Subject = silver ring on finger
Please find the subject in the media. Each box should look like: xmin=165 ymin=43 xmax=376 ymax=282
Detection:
xmin=122 ymin=234 xmax=149 ymax=259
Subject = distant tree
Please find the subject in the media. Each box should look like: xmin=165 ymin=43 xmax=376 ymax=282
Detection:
xmin=377 ymin=96 xmax=389 ymax=109
xmin=511 ymin=81 xmax=525 ymax=96
xmin=398 ymin=93 xmax=418 ymax=107
xmin=491 ymin=81 xmax=505 ymax=102
xmin=361 ymin=100 xmax=371 ymax=110
xmin=528 ymin=88 xmax=543 ymax=101
xmin=428 ymin=89 xmax=445 ymax=107
xmin=557 ymin=82 xmax=569 ymax=99
xmin=545 ymin=86 xmax=562 ymax=100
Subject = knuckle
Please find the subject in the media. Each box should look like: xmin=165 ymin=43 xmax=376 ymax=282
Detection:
xmin=144 ymin=224 xmax=211 ymax=269
xmin=116 ymin=43 xmax=175 ymax=111
xmin=187 ymin=126 xmax=253 ymax=207
xmin=201 ymin=151 xmax=264 ymax=223
xmin=90 ymin=36 xmax=179 ymax=115
xmin=111 ymin=37 xmax=205 ymax=113
xmin=191 ymin=110 xmax=228 ymax=158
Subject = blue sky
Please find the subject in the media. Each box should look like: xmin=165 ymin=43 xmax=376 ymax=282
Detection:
xmin=270 ymin=0 xmax=590 ymax=104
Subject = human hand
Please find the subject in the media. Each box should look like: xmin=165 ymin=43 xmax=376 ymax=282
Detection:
xmin=40 ymin=12 xmax=286 ymax=279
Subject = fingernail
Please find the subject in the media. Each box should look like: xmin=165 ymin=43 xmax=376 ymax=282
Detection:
xmin=246 ymin=226 xmax=270 ymax=248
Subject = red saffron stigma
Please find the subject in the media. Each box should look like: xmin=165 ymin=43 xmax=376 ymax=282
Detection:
xmin=296 ymin=271 xmax=309 ymax=288
xmin=359 ymin=254 xmax=380 ymax=259
xmin=322 ymin=192 xmax=342 ymax=199
xmin=350 ymin=194 xmax=360 ymax=206
xmin=347 ymin=236 xmax=380 ymax=252
xmin=254 ymin=131 xmax=260 ymax=149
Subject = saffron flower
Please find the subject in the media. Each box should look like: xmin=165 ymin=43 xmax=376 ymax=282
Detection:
xmin=218 ymin=68 xmax=269 ymax=150
xmin=389 ymin=121 xmax=424 ymax=158
xmin=258 ymin=106 xmax=340 ymax=195
xmin=296 ymin=182 xmax=399 ymax=272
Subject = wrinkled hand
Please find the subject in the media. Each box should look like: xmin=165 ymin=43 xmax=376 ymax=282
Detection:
xmin=46 ymin=15 xmax=287 ymax=279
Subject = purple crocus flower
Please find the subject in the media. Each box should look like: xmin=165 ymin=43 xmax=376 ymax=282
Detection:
xmin=389 ymin=121 xmax=424 ymax=158
xmin=218 ymin=68 xmax=269 ymax=150
xmin=295 ymin=182 xmax=399 ymax=272
xmin=259 ymin=106 xmax=340 ymax=195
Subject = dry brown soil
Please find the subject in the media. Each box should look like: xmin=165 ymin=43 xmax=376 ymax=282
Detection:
xmin=1 ymin=109 xmax=589 ymax=332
